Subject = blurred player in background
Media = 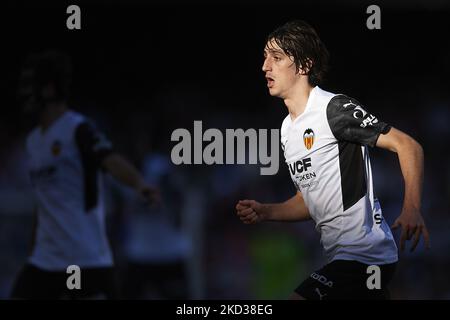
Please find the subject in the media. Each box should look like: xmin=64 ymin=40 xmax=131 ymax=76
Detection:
xmin=236 ymin=20 xmax=430 ymax=300
xmin=11 ymin=50 xmax=159 ymax=299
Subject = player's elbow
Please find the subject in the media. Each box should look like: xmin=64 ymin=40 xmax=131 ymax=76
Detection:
xmin=406 ymin=135 xmax=422 ymax=153
xmin=398 ymin=133 xmax=423 ymax=157
xmin=412 ymin=138 xmax=423 ymax=155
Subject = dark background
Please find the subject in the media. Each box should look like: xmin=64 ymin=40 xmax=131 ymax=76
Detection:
xmin=1 ymin=0 xmax=449 ymax=299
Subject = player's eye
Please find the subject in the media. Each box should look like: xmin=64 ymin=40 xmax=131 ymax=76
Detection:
xmin=274 ymin=56 xmax=281 ymax=61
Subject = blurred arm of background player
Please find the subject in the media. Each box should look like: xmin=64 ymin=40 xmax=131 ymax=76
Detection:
xmin=376 ymin=127 xmax=430 ymax=252
xmin=235 ymin=191 xmax=310 ymax=224
xmin=102 ymin=153 xmax=160 ymax=204
xmin=74 ymin=121 xmax=160 ymax=206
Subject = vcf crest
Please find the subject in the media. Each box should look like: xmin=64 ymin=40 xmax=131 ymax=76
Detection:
xmin=303 ymin=128 xmax=315 ymax=150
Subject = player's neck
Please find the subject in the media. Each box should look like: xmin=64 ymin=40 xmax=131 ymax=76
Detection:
xmin=39 ymin=102 xmax=68 ymax=132
xmin=284 ymin=83 xmax=314 ymax=121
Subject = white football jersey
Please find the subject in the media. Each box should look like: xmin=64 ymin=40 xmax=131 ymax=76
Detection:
xmin=281 ymin=86 xmax=398 ymax=265
xmin=26 ymin=110 xmax=114 ymax=271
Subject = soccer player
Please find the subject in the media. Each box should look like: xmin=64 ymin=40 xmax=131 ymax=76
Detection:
xmin=11 ymin=50 xmax=159 ymax=299
xmin=236 ymin=20 xmax=430 ymax=300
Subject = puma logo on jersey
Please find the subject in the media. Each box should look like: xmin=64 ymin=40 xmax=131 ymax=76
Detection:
xmin=343 ymin=101 xmax=360 ymax=109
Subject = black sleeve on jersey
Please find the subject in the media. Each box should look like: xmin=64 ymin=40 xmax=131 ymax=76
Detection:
xmin=326 ymin=95 xmax=391 ymax=147
xmin=75 ymin=121 xmax=114 ymax=211
xmin=75 ymin=121 xmax=114 ymax=166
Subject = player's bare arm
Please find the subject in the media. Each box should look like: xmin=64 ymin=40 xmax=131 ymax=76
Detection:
xmin=102 ymin=153 xmax=160 ymax=204
xmin=236 ymin=191 xmax=311 ymax=224
xmin=376 ymin=127 xmax=430 ymax=252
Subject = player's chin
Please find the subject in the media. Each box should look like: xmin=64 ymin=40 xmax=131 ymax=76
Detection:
xmin=267 ymin=88 xmax=280 ymax=97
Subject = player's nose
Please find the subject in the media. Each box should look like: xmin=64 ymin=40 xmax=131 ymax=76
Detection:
xmin=262 ymin=57 xmax=271 ymax=72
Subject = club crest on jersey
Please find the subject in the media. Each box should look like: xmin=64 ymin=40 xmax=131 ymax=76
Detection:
xmin=51 ymin=140 xmax=62 ymax=156
xmin=303 ymin=128 xmax=315 ymax=150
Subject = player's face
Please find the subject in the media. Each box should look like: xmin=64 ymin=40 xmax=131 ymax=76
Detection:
xmin=17 ymin=68 xmax=39 ymax=114
xmin=262 ymin=40 xmax=300 ymax=99
xmin=18 ymin=68 xmax=56 ymax=115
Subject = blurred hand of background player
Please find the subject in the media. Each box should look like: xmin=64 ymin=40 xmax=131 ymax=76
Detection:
xmin=138 ymin=183 xmax=161 ymax=206
xmin=235 ymin=200 xmax=266 ymax=224
xmin=391 ymin=208 xmax=430 ymax=252
xmin=102 ymin=153 xmax=161 ymax=207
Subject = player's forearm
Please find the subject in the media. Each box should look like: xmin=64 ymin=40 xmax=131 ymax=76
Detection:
xmin=262 ymin=193 xmax=310 ymax=222
xmin=102 ymin=153 xmax=146 ymax=191
xmin=396 ymin=137 xmax=424 ymax=211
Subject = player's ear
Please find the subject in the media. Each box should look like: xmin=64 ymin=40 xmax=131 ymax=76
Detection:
xmin=297 ymin=59 xmax=313 ymax=76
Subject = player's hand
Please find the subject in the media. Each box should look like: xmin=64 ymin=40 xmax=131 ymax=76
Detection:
xmin=138 ymin=184 xmax=161 ymax=206
xmin=391 ymin=208 xmax=430 ymax=252
xmin=236 ymin=200 xmax=265 ymax=224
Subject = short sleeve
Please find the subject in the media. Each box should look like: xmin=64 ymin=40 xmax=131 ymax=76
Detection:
xmin=326 ymin=95 xmax=391 ymax=147
xmin=74 ymin=121 xmax=114 ymax=167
